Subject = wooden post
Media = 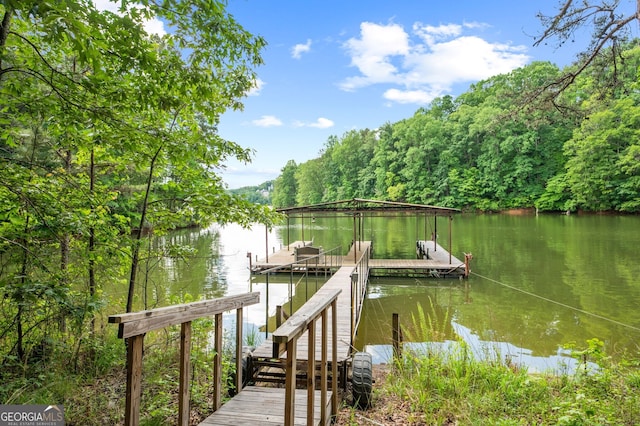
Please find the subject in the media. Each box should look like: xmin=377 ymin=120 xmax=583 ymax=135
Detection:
xmin=178 ymin=322 xmax=191 ymax=426
xmin=433 ymin=214 xmax=437 ymax=251
xmin=265 ymin=274 xmax=270 ymax=338
xmin=353 ymin=214 xmax=357 ymax=264
xmin=265 ymin=225 xmax=269 ymax=263
xmin=392 ymin=313 xmax=402 ymax=360
xmin=448 ymin=215 xmax=452 ymax=265
xmin=284 ymin=339 xmax=297 ymax=426
xmin=320 ymin=310 xmax=328 ymax=425
xmin=125 ymin=334 xmax=144 ymax=426
xmin=213 ymin=313 xmax=223 ymax=411
xmin=235 ymin=307 xmax=243 ymax=394
xmin=276 ymin=305 xmax=283 ymax=328
xmin=307 ymin=321 xmax=316 ymax=426
xmin=331 ymin=299 xmax=338 ymax=416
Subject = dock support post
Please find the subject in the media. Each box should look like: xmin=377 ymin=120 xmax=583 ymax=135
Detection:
xmin=449 ymin=215 xmax=452 ymax=265
xmin=433 ymin=214 xmax=437 ymax=251
xmin=392 ymin=313 xmax=402 ymax=360
xmin=265 ymin=225 xmax=269 ymax=263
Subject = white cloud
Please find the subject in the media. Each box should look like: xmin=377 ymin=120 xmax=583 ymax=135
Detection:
xmin=309 ymin=117 xmax=334 ymax=128
xmin=292 ymin=117 xmax=335 ymax=129
xmin=247 ymin=78 xmax=265 ymax=96
xmin=252 ymin=115 xmax=283 ymax=127
xmin=340 ymin=20 xmax=530 ymax=104
xmin=292 ymin=39 xmax=312 ymax=59
xmin=383 ymin=88 xmax=437 ymax=104
xmin=93 ymin=0 xmax=166 ymax=36
xmin=341 ymin=22 xmax=410 ymax=91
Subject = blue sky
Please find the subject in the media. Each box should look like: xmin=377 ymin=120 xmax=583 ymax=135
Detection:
xmin=217 ymin=0 xmax=598 ymax=189
xmin=94 ymin=0 xmax=635 ymax=189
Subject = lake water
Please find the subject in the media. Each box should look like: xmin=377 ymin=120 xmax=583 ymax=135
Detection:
xmin=149 ymin=214 xmax=640 ymax=373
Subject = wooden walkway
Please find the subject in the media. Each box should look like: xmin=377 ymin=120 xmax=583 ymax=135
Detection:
xmin=198 ymin=239 xmax=467 ymax=426
xmin=199 ymin=387 xmax=332 ymax=425
xmin=251 ymin=264 xmax=357 ymax=363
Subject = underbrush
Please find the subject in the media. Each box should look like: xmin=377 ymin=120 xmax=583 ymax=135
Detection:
xmin=345 ymin=338 xmax=640 ymax=425
xmin=1 ymin=318 xmax=239 ymax=425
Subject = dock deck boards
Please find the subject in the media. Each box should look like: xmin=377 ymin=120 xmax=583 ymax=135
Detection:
xmin=199 ymin=386 xmax=332 ymax=425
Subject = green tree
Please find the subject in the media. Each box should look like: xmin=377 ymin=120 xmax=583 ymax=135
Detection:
xmin=272 ymin=160 xmax=298 ymax=208
xmin=0 ymin=0 xmax=277 ymax=368
xmin=296 ymin=158 xmax=326 ymax=205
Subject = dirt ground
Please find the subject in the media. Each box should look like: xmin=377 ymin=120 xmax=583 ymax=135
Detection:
xmin=333 ymin=363 xmax=428 ymax=426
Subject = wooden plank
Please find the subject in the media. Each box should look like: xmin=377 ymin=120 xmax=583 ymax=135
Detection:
xmin=111 ymin=292 xmax=260 ymax=338
xmin=284 ymin=338 xmax=297 ymax=426
xmin=109 ymin=292 xmax=259 ymax=324
xmin=124 ymin=334 xmax=143 ymax=426
xmin=178 ymin=322 xmax=191 ymax=426
xmin=272 ymin=288 xmax=341 ymax=344
xmin=213 ymin=313 xmax=223 ymax=411
xmin=199 ymin=387 xmax=332 ymax=425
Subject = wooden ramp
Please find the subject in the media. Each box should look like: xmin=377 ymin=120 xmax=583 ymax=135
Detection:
xmin=251 ymin=265 xmax=356 ymax=363
xmin=199 ymin=387 xmax=332 ymax=425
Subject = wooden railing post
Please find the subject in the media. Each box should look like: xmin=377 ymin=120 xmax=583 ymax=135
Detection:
xmin=235 ymin=308 xmax=243 ymax=394
xmin=320 ymin=310 xmax=328 ymax=425
xmin=125 ymin=334 xmax=144 ymax=426
xmin=307 ymin=321 xmax=316 ymax=426
xmin=213 ymin=312 xmax=223 ymax=412
xmin=178 ymin=322 xmax=191 ymax=426
xmin=284 ymin=339 xmax=297 ymax=426
xmin=109 ymin=293 xmax=259 ymax=425
xmin=272 ymin=288 xmax=341 ymax=426
xmin=331 ymin=299 xmax=338 ymax=416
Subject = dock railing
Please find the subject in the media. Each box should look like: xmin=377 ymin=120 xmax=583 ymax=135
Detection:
xmin=108 ymin=292 xmax=260 ymax=426
xmin=271 ymin=287 xmax=341 ymax=426
xmin=259 ymin=246 xmax=342 ymax=335
xmin=350 ymin=243 xmax=370 ymax=348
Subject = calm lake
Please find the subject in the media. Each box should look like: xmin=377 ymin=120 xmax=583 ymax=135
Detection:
xmin=148 ymin=213 xmax=640 ymax=373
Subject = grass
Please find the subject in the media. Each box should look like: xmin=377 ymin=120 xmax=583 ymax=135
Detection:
xmin=337 ymin=299 xmax=640 ymax=425
xmin=337 ymin=340 xmax=640 ymax=425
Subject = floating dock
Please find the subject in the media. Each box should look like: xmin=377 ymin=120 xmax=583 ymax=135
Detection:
xmin=251 ymin=240 xmax=467 ymax=278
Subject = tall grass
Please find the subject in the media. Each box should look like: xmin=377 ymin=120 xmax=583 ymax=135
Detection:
xmin=378 ymin=299 xmax=640 ymax=425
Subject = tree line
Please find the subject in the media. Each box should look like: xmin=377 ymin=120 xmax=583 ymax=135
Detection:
xmin=272 ymin=42 xmax=640 ymax=213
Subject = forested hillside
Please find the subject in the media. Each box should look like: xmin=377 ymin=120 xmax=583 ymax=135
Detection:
xmin=272 ymin=43 xmax=640 ymax=213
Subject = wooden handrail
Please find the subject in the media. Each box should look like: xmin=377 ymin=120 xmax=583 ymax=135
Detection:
xmin=351 ymin=244 xmax=370 ymax=348
xmin=109 ymin=292 xmax=260 ymax=426
xmin=272 ymin=287 xmax=341 ymax=426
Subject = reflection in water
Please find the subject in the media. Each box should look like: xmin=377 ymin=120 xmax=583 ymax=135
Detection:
xmin=146 ymin=215 xmax=640 ymax=371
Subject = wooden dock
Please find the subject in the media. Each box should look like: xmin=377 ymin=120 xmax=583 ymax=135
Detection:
xmin=252 ymin=239 xmax=466 ymax=278
xmin=251 ymin=264 xmax=356 ymax=364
